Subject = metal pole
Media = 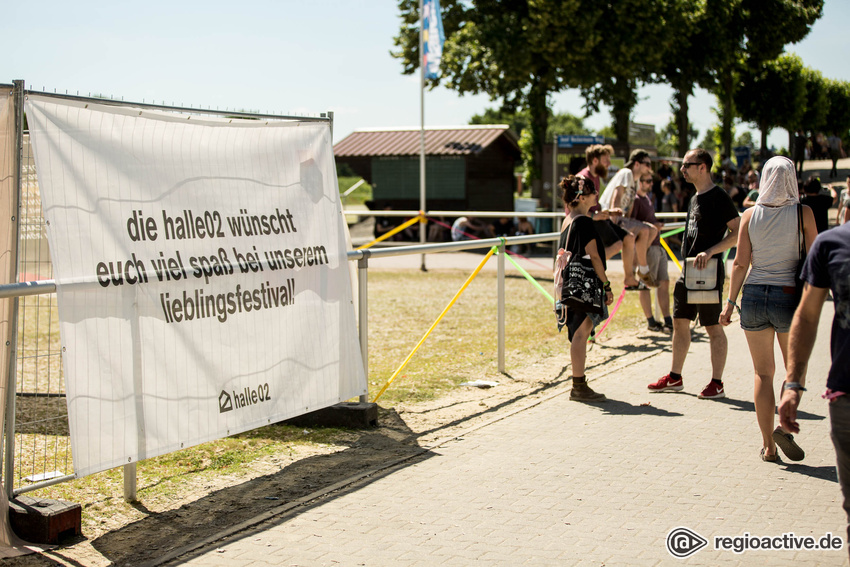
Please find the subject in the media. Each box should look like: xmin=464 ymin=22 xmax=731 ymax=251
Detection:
xmin=419 ymin=0 xmax=427 ymax=272
xmin=123 ymin=462 xmax=137 ymax=502
xmin=4 ymin=80 xmax=24 ymax=499
xmin=357 ymin=255 xmax=369 ymax=403
xmin=497 ymin=241 xmax=505 ymax=373
xmin=552 ymin=136 xmax=559 ymax=261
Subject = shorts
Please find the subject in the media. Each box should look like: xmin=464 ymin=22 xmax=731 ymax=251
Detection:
xmin=618 ymin=216 xmax=648 ymax=235
xmin=646 ymin=245 xmax=669 ymax=284
xmin=593 ymin=219 xmax=628 ymax=249
xmin=740 ymin=284 xmax=797 ymax=333
xmin=672 ymin=262 xmax=724 ymax=325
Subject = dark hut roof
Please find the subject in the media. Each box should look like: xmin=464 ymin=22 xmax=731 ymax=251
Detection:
xmin=333 ymin=125 xmax=519 ymax=157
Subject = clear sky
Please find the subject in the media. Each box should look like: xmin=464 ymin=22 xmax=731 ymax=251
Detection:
xmin=2 ymin=0 xmax=847 ymax=152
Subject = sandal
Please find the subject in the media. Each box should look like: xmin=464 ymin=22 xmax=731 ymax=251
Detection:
xmin=773 ymin=427 xmax=805 ymax=461
xmin=760 ymin=447 xmax=778 ymax=462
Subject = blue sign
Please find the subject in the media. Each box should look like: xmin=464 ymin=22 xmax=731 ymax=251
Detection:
xmin=557 ymin=135 xmax=605 ymax=148
xmin=733 ymin=146 xmax=751 ymax=167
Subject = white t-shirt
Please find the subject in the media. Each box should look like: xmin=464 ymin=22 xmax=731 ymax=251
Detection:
xmin=598 ymin=167 xmax=636 ymax=211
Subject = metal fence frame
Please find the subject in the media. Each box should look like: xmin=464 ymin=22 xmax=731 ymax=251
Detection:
xmin=0 ymin=83 xmax=334 ymax=500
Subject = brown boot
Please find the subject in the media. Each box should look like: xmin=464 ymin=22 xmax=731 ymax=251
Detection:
xmin=570 ymin=377 xmax=607 ymax=402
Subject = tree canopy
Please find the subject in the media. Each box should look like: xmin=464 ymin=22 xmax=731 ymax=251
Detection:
xmin=393 ymin=0 xmax=838 ymax=182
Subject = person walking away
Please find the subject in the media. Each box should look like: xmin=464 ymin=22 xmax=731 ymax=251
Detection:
xmin=778 ymin=220 xmax=850 ymax=556
xmin=648 ymin=149 xmax=740 ymax=398
xmin=793 ymin=130 xmax=807 ymax=176
xmin=801 ymin=176 xmax=834 ymax=233
xmin=720 ymin=156 xmax=817 ymax=461
xmin=828 ymin=133 xmax=844 ymax=179
xmin=558 ymin=175 xmax=615 ymax=402
xmin=511 ymin=217 xmax=535 ymax=255
xmin=660 ymin=179 xmax=678 ymax=213
xmin=631 ymin=173 xmax=672 ymax=332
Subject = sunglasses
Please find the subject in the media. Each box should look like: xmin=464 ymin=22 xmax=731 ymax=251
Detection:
xmin=682 ymin=162 xmax=702 ymax=168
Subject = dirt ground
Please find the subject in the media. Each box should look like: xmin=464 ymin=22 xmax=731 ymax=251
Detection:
xmin=4 ymin=313 xmax=672 ymax=567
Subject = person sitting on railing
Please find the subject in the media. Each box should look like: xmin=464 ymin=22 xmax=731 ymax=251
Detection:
xmin=490 ymin=217 xmax=516 ymax=238
xmin=511 ymin=217 xmax=536 ymax=255
xmin=372 ymin=201 xmax=402 ymax=240
xmin=451 ymin=216 xmax=492 ymax=241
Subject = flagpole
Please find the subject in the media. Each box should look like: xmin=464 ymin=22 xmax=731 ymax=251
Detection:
xmin=419 ymin=0 xmax=427 ymax=271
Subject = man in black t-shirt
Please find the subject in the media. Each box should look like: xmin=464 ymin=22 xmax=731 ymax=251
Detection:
xmin=648 ymin=149 xmax=740 ymax=399
xmin=801 ymin=176 xmax=834 ymax=233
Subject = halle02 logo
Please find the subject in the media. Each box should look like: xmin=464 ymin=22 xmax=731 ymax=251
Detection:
xmin=219 ymin=383 xmax=271 ymax=413
xmin=667 ymin=527 xmax=708 ymax=558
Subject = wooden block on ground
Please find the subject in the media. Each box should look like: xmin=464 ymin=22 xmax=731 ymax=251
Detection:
xmin=285 ymin=402 xmax=378 ymax=429
xmin=9 ymin=495 xmax=81 ymax=544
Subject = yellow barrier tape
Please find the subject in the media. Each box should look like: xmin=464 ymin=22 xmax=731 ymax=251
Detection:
xmin=372 ymin=246 xmax=497 ymax=403
xmin=356 ymin=214 xmax=423 ymax=251
xmin=659 ymin=237 xmax=682 ymax=272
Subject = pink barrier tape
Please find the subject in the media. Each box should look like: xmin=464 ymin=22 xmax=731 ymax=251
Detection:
xmin=589 ymin=287 xmax=626 ymax=342
xmin=425 ymin=214 xmax=552 ymax=272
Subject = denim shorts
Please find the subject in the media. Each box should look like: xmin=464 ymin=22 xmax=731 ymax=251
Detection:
xmin=740 ymin=284 xmax=797 ymax=333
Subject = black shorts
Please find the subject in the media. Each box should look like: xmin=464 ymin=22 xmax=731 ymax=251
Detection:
xmin=672 ymin=272 xmax=724 ymax=326
xmin=593 ymin=220 xmax=628 ymax=249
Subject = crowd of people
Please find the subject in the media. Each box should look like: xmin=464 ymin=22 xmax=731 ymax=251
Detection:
xmin=556 ymin=145 xmax=849 ymax=554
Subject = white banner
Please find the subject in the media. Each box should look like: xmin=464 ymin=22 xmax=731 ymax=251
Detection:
xmin=25 ymin=96 xmax=366 ymax=477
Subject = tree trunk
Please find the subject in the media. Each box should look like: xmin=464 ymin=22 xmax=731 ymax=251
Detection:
xmin=719 ymin=70 xmax=735 ymax=157
xmin=674 ymin=87 xmax=691 ymax=158
xmin=527 ymin=77 xmax=550 ymax=203
xmin=612 ymin=87 xmax=631 ymax=151
xmin=760 ymin=125 xmax=770 ymax=161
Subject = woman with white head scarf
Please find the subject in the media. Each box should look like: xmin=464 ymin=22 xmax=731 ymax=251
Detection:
xmin=720 ymin=156 xmax=818 ymax=462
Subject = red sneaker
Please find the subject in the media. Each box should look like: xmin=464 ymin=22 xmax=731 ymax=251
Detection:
xmin=648 ymin=374 xmax=683 ymax=392
xmin=698 ymin=380 xmax=725 ymax=399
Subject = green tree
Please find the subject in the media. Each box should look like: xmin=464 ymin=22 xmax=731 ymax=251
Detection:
xmin=655 ymin=0 xmax=716 ymax=157
xmin=469 ymin=107 xmax=528 ymax=138
xmin=800 ymin=66 xmax=829 ymax=134
xmin=735 ymin=54 xmax=806 ymax=156
xmin=710 ymin=0 xmax=823 ymax=155
xmin=471 ymin=108 xmax=588 ymax=181
xmin=656 ymin=118 xmax=699 ymax=157
xmin=824 ymin=79 xmax=850 ymax=138
xmin=393 ymin=0 xmax=591 ymax=191
xmin=577 ymin=0 xmax=669 ymax=147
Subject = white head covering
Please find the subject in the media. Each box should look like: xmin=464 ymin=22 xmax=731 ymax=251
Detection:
xmin=756 ymin=156 xmax=799 ymax=208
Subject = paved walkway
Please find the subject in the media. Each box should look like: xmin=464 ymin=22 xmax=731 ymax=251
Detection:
xmin=167 ymin=296 xmax=845 ymax=565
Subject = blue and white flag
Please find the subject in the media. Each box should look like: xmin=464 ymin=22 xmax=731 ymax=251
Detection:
xmin=423 ymin=0 xmax=445 ymax=80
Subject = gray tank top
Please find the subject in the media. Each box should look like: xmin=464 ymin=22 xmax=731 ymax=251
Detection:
xmin=747 ymin=204 xmax=800 ymax=286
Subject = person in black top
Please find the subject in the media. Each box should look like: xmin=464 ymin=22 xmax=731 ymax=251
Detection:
xmin=648 ymin=149 xmax=740 ymax=399
xmin=557 ymin=175 xmax=614 ymax=402
xmin=801 ymin=176 xmax=834 ymax=233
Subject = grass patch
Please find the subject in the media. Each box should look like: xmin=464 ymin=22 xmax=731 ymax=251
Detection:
xmin=365 ymin=268 xmax=650 ymax=405
xmin=339 ymin=176 xmax=372 ymax=207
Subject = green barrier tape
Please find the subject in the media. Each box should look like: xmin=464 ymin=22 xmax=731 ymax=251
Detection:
xmin=660 ymin=226 xmax=685 ymax=238
xmin=501 ymin=251 xmax=555 ymax=305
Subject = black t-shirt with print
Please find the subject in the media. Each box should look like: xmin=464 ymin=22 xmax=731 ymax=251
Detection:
xmin=559 ymin=215 xmax=606 ymax=271
xmin=682 ymin=186 xmax=739 ymax=258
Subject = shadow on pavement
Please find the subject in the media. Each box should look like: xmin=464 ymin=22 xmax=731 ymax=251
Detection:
xmin=712 ymin=396 xmax=825 ymax=422
xmin=7 ymin=411 xmax=435 ymax=567
xmin=590 ymin=398 xmax=684 ymax=417
xmin=781 ymin=463 xmax=838 ymax=483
